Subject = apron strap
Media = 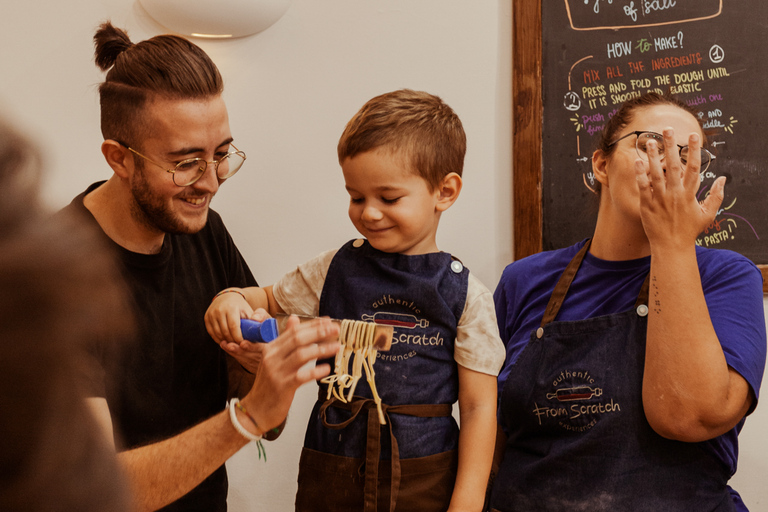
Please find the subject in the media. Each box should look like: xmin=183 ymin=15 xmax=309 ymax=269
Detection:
xmin=634 ymin=273 xmax=651 ymax=308
xmin=541 ymin=239 xmax=651 ymax=327
xmin=541 ymin=239 xmax=592 ymax=327
xmin=319 ymin=397 xmax=453 ymax=512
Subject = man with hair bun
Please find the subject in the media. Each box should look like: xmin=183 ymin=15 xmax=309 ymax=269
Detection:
xmin=62 ymin=22 xmax=340 ymax=511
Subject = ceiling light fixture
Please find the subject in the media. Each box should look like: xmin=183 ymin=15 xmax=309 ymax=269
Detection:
xmin=138 ymin=0 xmax=293 ymax=39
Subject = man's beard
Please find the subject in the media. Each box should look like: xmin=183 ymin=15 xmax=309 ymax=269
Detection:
xmin=130 ymin=164 xmax=207 ymax=235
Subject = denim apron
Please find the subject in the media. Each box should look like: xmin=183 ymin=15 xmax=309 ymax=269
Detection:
xmin=295 ymin=239 xmax=468 ymax=512
xmin=490 ymin=239 xmax=734 ymax=512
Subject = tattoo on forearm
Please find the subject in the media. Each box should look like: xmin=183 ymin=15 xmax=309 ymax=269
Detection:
xmin=651 ymin=275 xmax=661 ymax=314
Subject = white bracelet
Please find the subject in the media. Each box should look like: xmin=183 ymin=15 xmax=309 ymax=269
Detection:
xmin=228 ymin=399 xmax=263 ymax=442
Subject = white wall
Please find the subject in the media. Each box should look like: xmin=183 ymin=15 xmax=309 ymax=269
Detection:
xmin=0 ymin=2 xmax=765 ymax=511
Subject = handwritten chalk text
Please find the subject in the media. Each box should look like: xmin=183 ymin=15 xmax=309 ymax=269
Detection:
xmin=651 ymin=53 xmax=702 ymax=71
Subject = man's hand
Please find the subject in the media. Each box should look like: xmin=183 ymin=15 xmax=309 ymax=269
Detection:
xmin=241 ymin=315 xmax=340 ymax=432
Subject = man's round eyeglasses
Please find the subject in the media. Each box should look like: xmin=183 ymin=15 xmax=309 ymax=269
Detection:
xmin=607 ymin=130 xmax=715 ymax=173
xmin=116 ymin=141 xmax=246 ymax=187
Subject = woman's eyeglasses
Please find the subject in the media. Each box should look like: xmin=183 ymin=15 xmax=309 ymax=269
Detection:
xmin=607 ymin=130 xmax=715 ymax=173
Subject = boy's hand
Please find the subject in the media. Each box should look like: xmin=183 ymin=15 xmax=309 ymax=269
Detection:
xmin=216 ymin=309 xmax=273 ymax=374
xmin=205 ymin=288 xmax=254 ymax=345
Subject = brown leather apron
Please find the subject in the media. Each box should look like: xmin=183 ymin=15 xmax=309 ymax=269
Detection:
xmin=295 ymin=396 xmax=457 ymax=512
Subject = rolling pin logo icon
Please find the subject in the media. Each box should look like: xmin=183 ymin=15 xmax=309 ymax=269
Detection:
xmin=546 ymin=386 xmax=603 ymax=402
xmin=361 ymin=312 xmax=429 ymax=329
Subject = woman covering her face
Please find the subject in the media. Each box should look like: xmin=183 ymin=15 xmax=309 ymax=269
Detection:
xmin=490 ymin=92 xmax=766 ymax=512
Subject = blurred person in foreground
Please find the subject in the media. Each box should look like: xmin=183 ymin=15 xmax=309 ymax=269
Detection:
xmin=0 ymin=113 xmax=132 ymax=511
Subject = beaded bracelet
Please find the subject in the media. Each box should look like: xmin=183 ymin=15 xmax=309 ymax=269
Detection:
xmin=263 ymin=418 xmax=286 ymax=441
xmin=228 ymin=399 xmax=266 ymax=461
xmin=213 ymin=289 xmax=247 ymax=302
xmin=234 ymin=401 xmax=283 ymax=441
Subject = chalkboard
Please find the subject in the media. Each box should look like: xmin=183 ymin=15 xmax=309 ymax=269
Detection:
xmin=512 ymin=0 xmax=768 ymax=290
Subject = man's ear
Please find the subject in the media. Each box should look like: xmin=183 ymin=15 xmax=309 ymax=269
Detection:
xmin=101 ymin=140 xmax=133 ymax=179
xmin=435 ymin=172 xmax=462 ymax=212
xmin=592 ymin=150 xmax=609 ymax=188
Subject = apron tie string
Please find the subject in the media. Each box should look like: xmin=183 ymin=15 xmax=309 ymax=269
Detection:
xmin=319 ymin=396 xmax=452 ymax=512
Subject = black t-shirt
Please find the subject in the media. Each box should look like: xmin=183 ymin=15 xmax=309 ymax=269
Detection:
xmin=64 ymin=182 xmax=257 ymax=511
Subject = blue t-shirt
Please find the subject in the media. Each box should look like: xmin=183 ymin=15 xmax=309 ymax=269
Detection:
xmin=494 ymin=239 xmax=766 ymax=479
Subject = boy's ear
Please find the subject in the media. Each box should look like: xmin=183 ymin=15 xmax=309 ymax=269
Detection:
xmin=435 ymin=172 xmax=462 ymax=212
xmin=592 ymin=149 xmax=609 ymax=188
xmin=101 ymin=139 xmax=133 ymax=179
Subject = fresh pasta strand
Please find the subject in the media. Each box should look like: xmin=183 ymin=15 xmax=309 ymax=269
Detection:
xmin=322 ymin=319 xmax=350 ymax=401
xmin=320 ymin=319 xmax=385 ymax=424
xmin=347 ymin=320 xmax=374 ymax=401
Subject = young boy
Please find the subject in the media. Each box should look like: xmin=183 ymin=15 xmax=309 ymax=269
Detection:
xmin=206 ymin=89 xmax=505 ymax=512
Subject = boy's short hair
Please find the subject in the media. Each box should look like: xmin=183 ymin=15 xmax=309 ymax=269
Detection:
xmin=337 ymin=89 xmax=466 ymax=190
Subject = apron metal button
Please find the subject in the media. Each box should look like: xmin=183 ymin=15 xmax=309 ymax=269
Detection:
xmin=353 ymin=239 xmax=365 ymax=248
xmin=536 ymin=327 xmax=544 ymax=339
xmin=636 ymin=304 xmax=649 ymax=317
xmin=450 ymin=260 xmax=464 ymax=273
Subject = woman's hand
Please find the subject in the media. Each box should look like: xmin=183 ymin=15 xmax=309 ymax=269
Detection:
xmin=637 ymin=127 xmax=752 ymax=441
xmin=634 ymin=127 xmax=725 ymax=249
